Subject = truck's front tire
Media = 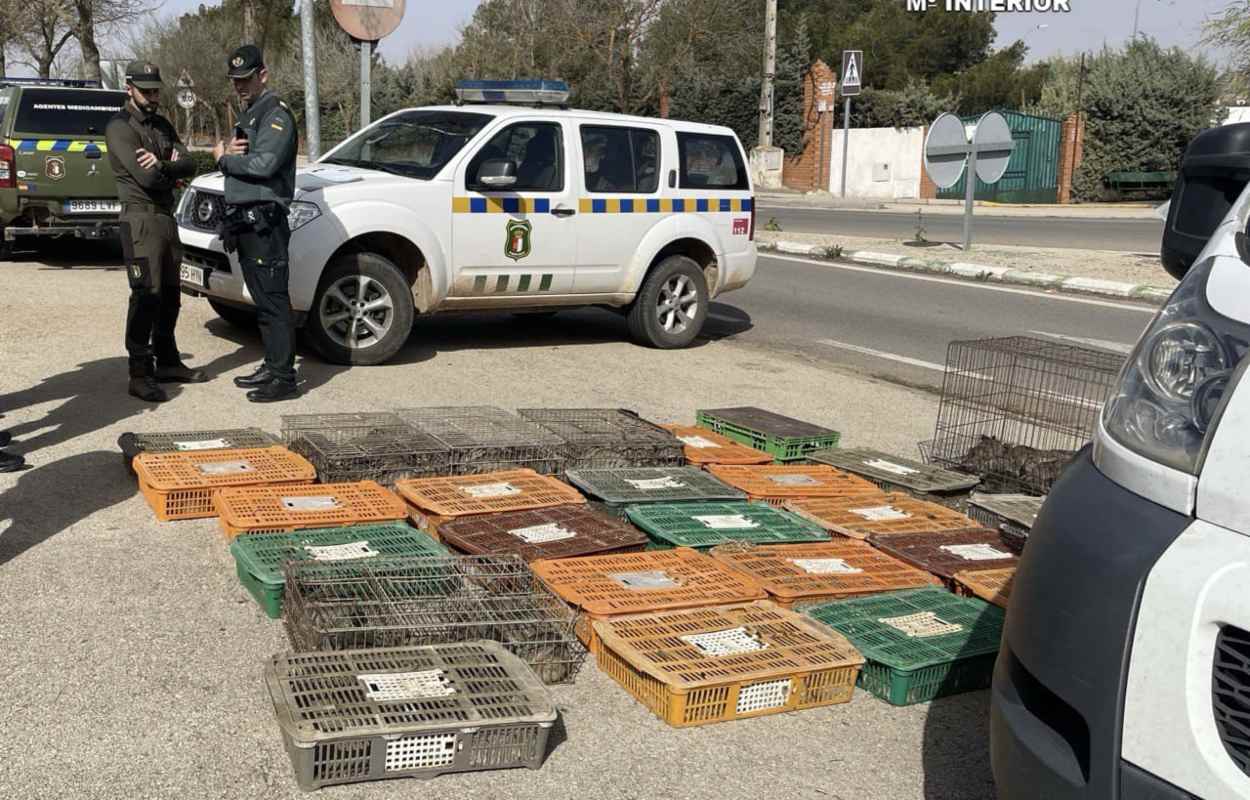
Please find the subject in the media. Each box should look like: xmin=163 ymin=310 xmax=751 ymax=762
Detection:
xmin=306 ymin=252 xmax=414 ymax=365
xmin=627 ymin=254 xmax=709 ymax=349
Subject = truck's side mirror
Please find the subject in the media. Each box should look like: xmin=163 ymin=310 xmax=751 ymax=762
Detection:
xmin=1162 ymin=123 xmax=1250 ymax=280
xmin=478 ymin=159 xmax=517 ymax=188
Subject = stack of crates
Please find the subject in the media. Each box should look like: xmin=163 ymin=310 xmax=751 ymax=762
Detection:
xmin=529 ymin=547 xmax=766 ymax=651
xmin=967 ymin=492 xmax=1046 ymax=554
xmin=394 ymin=468 xmax=585 ymax=539
xmin=696 ymin=407 xmax=839 ymax=462
xmin=707 ymin=541 xmax=940 ymax=607
xmin=953 ymin=567 xmax=1015 ymax=609
xmin=625 ymin=501 xmax=828 ymax=551
xmin=807 ymin=447 xmax=979 ymax=505
xmin=785 ymin=493 xmax=979 ymax=540
xmin=435 ymin=505 xmax=648 ymax=562
xmin=281 ymin=412 xmax=451 ymax=485
xmin=593 ymin=601 xmax=864 ymax=727
xmin=517 ymin=408 xmax=685 ymax=471
xmin=868 ymin=528 xmax=1019 ymax=587
xmin=133 ymin=446 xmax=316 ymax=521
xmin=803 ymin=587 xmax=1005 ymax=706
xmin=118 ymin=427 xmax=279 ymax=474
xmin=214 ymin=480 xmax=408 ymax=539
xmin=397 ymin=406 xmax=565 ymax=475
xmin=564 ymin=466 xmax=745 ymax=517
xmin=229 ymin=522 xmax=449 ymax=618
xmin=706 ymin=464 xmax=879 ymax=507
xmin=266 ymin=643 xmax=558 ymax=789
xmin=659 ymin=424 xmax=773 ymax=466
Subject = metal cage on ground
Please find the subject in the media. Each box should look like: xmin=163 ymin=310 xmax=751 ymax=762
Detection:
xmin=396 ymin=406 xmax=566 ymax=476
xmin=516 ymin=408 xmax=685 ymax=471
xmin=280 ymin=412 xmax=451 ymax=485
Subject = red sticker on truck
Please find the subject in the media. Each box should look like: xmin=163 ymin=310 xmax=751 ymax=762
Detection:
xmin=732 ymin=218 xmax=749 ymax=235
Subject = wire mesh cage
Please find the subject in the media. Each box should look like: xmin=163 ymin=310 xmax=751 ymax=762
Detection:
xmin=118 ymin=428 xmax=279 ymax=474
xmin=283 ymin=554 xmax=586 ymax=685
xmin=924 ymin=337 xmax=1123 ymax=495
xmin=396 ymin=406 xmax=566 ymax=476
xmin=516 ymin=408 xmax=685 ymax=471
xmin=280 ymin=413 xmax=451 ymax=485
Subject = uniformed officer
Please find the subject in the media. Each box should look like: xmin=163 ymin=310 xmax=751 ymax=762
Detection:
xmin=213 ymin=45 xmax=299 ymax=403
xmin=106 ymin=60 xmax=207 ymax=402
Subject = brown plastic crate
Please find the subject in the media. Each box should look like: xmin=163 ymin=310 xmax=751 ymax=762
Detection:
xmin=134 ymin=446 xmax=316 ymax=521
xmin=531 ymin=547 xmax=767 ymax=651
xmin=705 ymin=464 xmax=879 ymax=506
xmin=954 ymin=567 xmax=1016 ymax=609
xmin=868 ymin=529 xmax=1019 ymax=583
xmin=707 ymin=541 xmax=941 ymax=607
xmin=214 ymin=480 xmax=407 ymax=539
xmin=785 ymin=493 xmax=980 ymax=540
xmin=436 ymin=505 xmax=648 ymax=562
xmin=395 ymin=469 xmax=585 ymax=536
xmin=593 ymin=601 xmax=863 ymax=727
xmin=660 ymin=425 xmax=774 ymax=466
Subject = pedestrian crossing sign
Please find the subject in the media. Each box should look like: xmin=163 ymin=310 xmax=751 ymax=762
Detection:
xmin=841 ymin=50 xmax=863 ymax=97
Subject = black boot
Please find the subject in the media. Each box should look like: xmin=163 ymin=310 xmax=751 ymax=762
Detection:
xmin=233 ymin=365 xmax=273 ymax=388
xmin=128 ymin=376 xmax=168 ymax=403
xmin=0 ymin=431 xmax=10 ymax=447
xmin=0 ymin=449 xmax=24 ymax=473
xmin=155 ymin=361 xmax=209 ymax=383
xmin=246 ymin=379 xmax=299 ymax=403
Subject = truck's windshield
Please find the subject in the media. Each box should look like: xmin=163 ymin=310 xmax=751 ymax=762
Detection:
xmin=13 ymin=89 xmax=125 ymax=136
xmin=323 ymin=110 xmax=493 ymax=180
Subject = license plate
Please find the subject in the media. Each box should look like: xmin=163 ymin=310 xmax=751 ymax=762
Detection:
xmin=180 ymin=263 xmax=206 ymax=287
xmin=64 ymin=199 xmax=121 ymax=214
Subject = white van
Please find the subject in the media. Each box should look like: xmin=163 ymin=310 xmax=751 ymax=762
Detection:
xmin=175 ymin=80 xmax=757 ymax=364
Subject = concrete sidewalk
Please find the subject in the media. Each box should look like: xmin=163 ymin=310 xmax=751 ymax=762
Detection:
xmin=758 ymin=190 xmax=1164 ymax=220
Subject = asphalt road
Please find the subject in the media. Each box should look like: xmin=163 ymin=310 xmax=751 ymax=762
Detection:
xmin=759 ymin=204 xmax=1165 ymax=253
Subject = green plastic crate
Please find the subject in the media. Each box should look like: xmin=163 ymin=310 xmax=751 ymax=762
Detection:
xmin=696 ymin=407 xmax=840 ymax=462
xmin=230 ymin=523 xmax=449 ymax=618
xmin=625 ymin=501 xmax=828 ymax=550
xmin=802 ymin=587 xmax=1004 ymax=706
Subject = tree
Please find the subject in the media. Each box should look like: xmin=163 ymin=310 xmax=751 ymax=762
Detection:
xmin=73 ymin=0 xmax=154 ymax=82
xmin=852 ymin=77 xmax=952 ymax=128
xmin=772 ymin=14 xmax=811 ymax=154
xmin=933 ymin=40 xmax=1048 ymax=115
xmin=15 ymin=0 xmax=75 ymax=78
xmin=1204 ymin=1 xmax=1250 ymax=78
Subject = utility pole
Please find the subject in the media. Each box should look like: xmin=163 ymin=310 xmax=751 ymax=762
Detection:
xmin=757 ymin=0 xmax=777 ymax=149
xmin=299 ymin=0 xmax=321 ymax=160
xmin=1132 ymin=0 xmax=1141 ymax=39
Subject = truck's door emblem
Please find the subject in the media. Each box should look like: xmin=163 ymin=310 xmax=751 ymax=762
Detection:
xmin=504 ymin=218 xmax=532 ymax=261
xmin=45 ymin=156 xmax=65 ymax=181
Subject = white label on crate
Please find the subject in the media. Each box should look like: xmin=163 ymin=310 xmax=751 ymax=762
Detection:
xmin=681 ymin=627 xmax=768 ymax=657
xmin=879 ymin=611 xmax=964 ymax=638
xmin=768 ymin=474 xmax=820 ymax=486
xmin=609 ymin=570 xmax=680 ymax=590
xmin=624 ymin=476 xmax=686 ymax=491
xmin=850 ymin=505 xmax=910 ymax=522
xmin=693 ymin=514 xmax=759 ymax=530
xmin=304 ymin=541 xmax=379 ymax=561
xmin=384 ymin=732 xmax=458 ymax=772
xmin=197 ymin=460 xmax=254 ymax=475
xmin=791 ymin=558 xmax=862 ymax=575
xmin=359 ymin=670 xmax=456 ymax=701
xmin=941 ymin=544 xmax=1012 ymax=561
xmin=736 ymin=678 xmax=792 ymax=714
xmin=865 ymin=459 xmax=920 ymax=477
xmin=508 ymin=523 xmax=577 ymax=544
xmin=282 ymin=496 xmax=341 ymax=511
xmin=678 ymin=435 xmax=719 ymax=449
xmin=461 ymin=482 xmax=521 ymax=498
xmin=174 ymin=438 xmax=229 ymax=451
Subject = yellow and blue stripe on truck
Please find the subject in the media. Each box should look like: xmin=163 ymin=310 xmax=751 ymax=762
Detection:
xmin=451 ymin=196 xmax=752 ymax=214
xmin=7 ymin=139 xmax=107 ymax=154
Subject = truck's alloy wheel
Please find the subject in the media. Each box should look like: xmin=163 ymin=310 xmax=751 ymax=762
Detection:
xmin=627 ymin=254 xmax=709 ymax=349
xmin=308 ymin=252 xmax=414 ymax=365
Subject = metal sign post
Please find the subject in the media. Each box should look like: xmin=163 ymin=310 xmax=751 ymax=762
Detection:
xmin=331 ymin=0 xmax=404 ymax=133
xmin=359 ymin=40 xmax=371 ymax=129
xmin=923 ymin=111 xmax=1014 ymax=251
xmin=300 ymin=0 xmax=321 ymax=160
xmin=839 ymin=50 xmax=862 ymax=198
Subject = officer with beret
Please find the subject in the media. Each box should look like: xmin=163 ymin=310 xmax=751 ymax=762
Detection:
xmin=106 ymin=60 xmax=207 ymax=402
xmin=213 ymin=45 xmax=300 ymax=403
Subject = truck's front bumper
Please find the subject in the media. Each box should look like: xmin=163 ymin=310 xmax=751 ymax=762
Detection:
xmin=4 ymin=222 xmax=117 ymax=241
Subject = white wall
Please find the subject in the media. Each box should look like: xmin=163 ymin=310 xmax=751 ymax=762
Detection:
xmin=827 ymin=127 xmax=925 ymax=200
xmin=1224 ymin=107 xmax=1250 ymax=126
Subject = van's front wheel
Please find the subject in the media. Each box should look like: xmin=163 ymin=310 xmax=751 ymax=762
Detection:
xmin=627 ymin=255 xmax=709 ymax=349
xmin=307 ymin=252 xmax=414 ymax=365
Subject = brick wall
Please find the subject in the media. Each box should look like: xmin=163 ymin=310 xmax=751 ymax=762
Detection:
xmin=1057 ymin=112 xmax=1086 ymax=204
xmin=782 ymin=60 xmax=836 ymax=192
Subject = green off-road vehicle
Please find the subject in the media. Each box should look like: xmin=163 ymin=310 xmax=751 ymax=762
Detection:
xmin=0 ymin=78 xmax=127 ymax=259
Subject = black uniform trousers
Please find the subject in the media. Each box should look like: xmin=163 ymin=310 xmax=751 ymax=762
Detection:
xmin=234 ymin=203 xmax=296 ymax=384
xmin=121 ymin=207 xmax=183 ymax=377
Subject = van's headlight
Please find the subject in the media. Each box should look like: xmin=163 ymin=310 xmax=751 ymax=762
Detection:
xmin=1104 ymin=256 xmax=1249 ymax=472
xmin=287 ymin=201 xmax=320 ymax=231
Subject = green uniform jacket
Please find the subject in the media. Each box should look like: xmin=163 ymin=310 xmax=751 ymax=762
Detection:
xmin=219 ymin=90 xmax=297 ymax=208
xmin=105 ymin=102 xmax=195 ymax=211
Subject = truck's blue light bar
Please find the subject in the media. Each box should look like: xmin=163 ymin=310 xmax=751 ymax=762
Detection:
xmin=454 ymin=79 xmax=570 ymax=106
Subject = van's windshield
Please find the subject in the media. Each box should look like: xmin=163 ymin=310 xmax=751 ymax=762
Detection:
xmin=322 ymin=110 xmax=494 ymax=180
xmin=12 ymin=89 xmax=125 ymax=136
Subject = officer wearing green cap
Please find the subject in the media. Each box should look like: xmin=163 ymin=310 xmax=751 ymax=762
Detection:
xmin=213 ymin=44 xmax=300 ymax=403
xmin=106 ymin=60 xmax=206 ymax=402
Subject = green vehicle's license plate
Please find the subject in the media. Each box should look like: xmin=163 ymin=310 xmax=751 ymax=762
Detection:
xmin=180 ymin=263 xmax=206 ymax=288
xmin=63 ymin=199 xmax=121 ymax=214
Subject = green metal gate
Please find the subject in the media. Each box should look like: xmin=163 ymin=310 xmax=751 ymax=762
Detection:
xmin=937 ymin=110 xmax=1062 ymax=204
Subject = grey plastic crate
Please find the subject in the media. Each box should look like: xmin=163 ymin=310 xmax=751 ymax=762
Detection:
xmin=967 ymin=493 xmax=1044 ymax=530
xmin=117 ymin=428 xmax=279 ymax=473
xmin=397 ymin=406 xmax=565 ymax=475
xmin=809 ymin=447 xmax=980 ymax=497
xmin=517 ymin=408 xmax=685 ymax=471
xmin=565 ymin=466 xmax=745 ymax=515
xmin=266 ymin=642 xmax=557 ymax=789
xmin=281 ymin=413 xmax=451 ymax=485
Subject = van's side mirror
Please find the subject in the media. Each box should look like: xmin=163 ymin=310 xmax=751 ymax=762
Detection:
xmin=478 ymin=159 xmax=517 ymax=188
xmin=1162 ymin=123 xmax=1250 ymax=280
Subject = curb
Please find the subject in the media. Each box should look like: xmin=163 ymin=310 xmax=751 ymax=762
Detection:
xmin=761 ymin=240 xmax=1173 ymax=304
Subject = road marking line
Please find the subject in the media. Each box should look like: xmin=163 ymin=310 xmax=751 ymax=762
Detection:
xmin=1028 ymin=330 xmax=1136 ymax=355
xmin=815 ymin=339 xmax=949 ymax=373
xmin=762 ymin=253 xmax=1158 ymax=314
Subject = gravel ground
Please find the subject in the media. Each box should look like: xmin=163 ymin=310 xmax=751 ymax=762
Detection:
xmin=0 ymin=255 xmax=994 ymax=800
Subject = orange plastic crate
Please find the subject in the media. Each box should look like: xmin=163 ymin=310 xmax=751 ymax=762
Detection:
xmin=214 ymin=481 xmax=407 ymax=539
xmin=593 ymin=601 xmax=863 ymax=727
xmin=660 ymin=425 xmax=774 ymax=466
xmin=707 ymin=541 xmax=941 ymax=607
xmin=133 ymin=446 xmax=315 ymax=521
xmin=954 ymin=567 xmax=1016 ymax=609
xmin=531 ymin=547 xmax=766 ymax=651
xmin=395 ymin=468 xmax=585 ymax=536
xmin=705 ymin=464 xmax=878 ymax=506
xmin=786 ymin=492 xmax=979 ymax=540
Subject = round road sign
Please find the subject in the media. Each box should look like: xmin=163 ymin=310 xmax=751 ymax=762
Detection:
xmin=972 ymin=111 xmax=1015 ymax=185
xmin=330 ymin=0 xmax=405 ymax=42
xmin=923 ymin=112 xmax=969 ymax=190
xmin=176 ymin=89 xmax=197 ymax=110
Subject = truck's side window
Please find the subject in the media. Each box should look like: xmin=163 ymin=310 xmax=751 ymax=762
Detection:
xmin=581 ymin=125 xmax=660 ymax=194
xmin=677 ymin=132 xmax=748 ymax=191
xmin=466 ymin=121 xmax=563 ymax=192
